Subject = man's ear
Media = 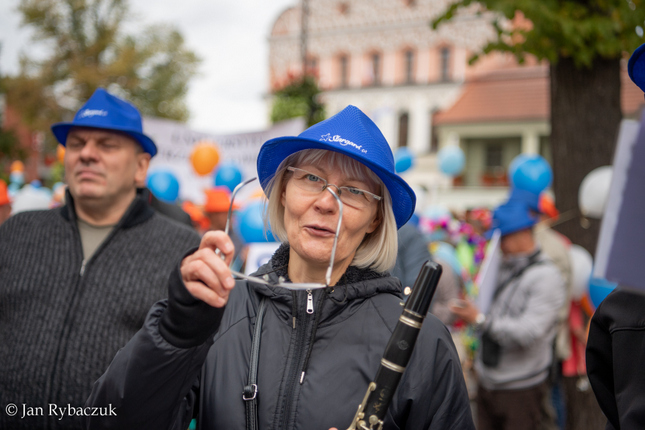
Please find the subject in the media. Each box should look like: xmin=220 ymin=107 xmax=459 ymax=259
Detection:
xmin=134 ymin=153 xmax=151 ymax=187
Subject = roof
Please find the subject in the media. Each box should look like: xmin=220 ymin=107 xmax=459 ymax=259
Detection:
xmin=434 ymin=65 xmax=644 ymax=126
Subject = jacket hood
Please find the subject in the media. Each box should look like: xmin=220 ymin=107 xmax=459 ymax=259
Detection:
xmin=248 ymin=243 xmax=402 ymax=323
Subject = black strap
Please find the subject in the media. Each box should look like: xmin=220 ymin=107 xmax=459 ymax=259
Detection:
xmin=492 ymin=252 xmax=541 ymax=302
xmin=244 ymin=297 xmax=267 ymax=430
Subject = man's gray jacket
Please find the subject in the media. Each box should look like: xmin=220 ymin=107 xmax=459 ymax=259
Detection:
xmin=475 ymin=249 xmax=566 ymax=390
xmin=0 ymin=189 xmax=200 ymax=429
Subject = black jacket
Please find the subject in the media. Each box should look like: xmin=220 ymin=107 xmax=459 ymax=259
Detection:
xmin=0 ymin=189 xmax=200 ymax=430
xmin=86 ymin=244 xmax=474 ymax=430
xmin=586 ymin=287 xmax=645 ymax=430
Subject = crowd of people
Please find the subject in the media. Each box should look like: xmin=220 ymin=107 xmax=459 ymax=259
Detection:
xmin=0 ymin=44 xmax=644 ymax=430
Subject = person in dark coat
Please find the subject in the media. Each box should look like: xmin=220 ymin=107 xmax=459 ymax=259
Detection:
xmin=585 ymin=42 xmax=645 ymax=430
xmin=0 ymin=88 xmax=200 ymax=430
xmin=85 ymin=105 xmax=474 ymax=430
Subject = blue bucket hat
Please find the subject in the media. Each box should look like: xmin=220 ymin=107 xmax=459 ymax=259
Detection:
xmin=484 ymin=200 xmax=538 ymax=239
xmin=257 ymin=105 xmax=416 ymax=228
xmin=629 ymin=43 xmax=645 ymax=93
xmin=507 ymin=187 xmax=541 ymax=213
xmin=51 ymin=88 xmax=157 ymax=156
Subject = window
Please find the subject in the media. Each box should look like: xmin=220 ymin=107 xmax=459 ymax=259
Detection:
xmin=306 ymin=57 xmax=318 ymax=76
xmin=440 ymin=47 xmax=451 ymax=82
xmin=398 ymin=112 xmax=409 ymax=148
xmin=404 ymin=50 xmax=414 ymax=84
xmin=371 ymin=52 xmax=381 ymax=86
xmin=339 ymin=55 xmax=349 ymax=88
xmin=485 ymin=143 xmax=503 ymax=169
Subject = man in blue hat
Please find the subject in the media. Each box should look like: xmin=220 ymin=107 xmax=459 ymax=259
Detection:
xmin=0 ymin=88 xmax=200 ymax=430
xmin=450 ymin=200 xmax=565 ymax=430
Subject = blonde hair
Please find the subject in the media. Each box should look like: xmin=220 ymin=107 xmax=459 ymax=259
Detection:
xmin=264 ymin=149 xmax=398 ymax=273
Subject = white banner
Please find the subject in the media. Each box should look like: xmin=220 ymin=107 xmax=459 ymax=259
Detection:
xmin=142 ymin=117 xmax=306 ymax=204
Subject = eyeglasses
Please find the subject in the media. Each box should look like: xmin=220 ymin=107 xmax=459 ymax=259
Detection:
xmin=286 ymin=167 xmax=382 ymax=210
xmin=220 ymin=175 xmax=343 ymax=291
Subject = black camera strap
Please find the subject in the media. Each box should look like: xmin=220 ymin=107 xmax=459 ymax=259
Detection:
xmin=244 ymin=296 xmax=267 ymax=430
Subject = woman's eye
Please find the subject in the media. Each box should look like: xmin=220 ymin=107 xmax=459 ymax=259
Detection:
xmin=346 ymin=187 xmax=365 ymax=196
xmin=306 ymin=174 xmax=321 ymax=182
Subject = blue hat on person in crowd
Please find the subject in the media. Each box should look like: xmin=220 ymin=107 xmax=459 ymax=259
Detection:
xmin=484 ymin=200 xmax=539 ymax=239
xmin=629 ymin=43 xmax=645 ymax=93
xmin=507 ymin=187 xmax=541 ymax=213
xmin=257 ymin=105 xmax=416 ymax=228
xmin=51 ymin=88 xmax=157 ymax=156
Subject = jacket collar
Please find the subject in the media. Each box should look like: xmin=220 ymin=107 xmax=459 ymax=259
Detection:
xmin=249 ymin=243 xmax=401 ymax=306
xmin=59 ymin=188 xmax=155 ymax=229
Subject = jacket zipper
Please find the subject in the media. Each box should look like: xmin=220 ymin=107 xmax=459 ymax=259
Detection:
xmin=279 ymin=290 xmax=324 ymax=429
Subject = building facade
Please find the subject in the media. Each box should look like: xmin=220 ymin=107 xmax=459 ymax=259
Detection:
xmin=268 ymin=1 xmax=645 ymax=210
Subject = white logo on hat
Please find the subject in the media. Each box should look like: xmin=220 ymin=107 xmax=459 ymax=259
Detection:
xmin=78 ymin=109 xmax=108 ymax=118
xmin=320 ymin=133 xmax=366 ymax=153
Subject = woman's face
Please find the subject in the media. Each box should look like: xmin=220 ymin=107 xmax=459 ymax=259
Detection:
xmin=281 ymin=157 xmax=381 ymax=271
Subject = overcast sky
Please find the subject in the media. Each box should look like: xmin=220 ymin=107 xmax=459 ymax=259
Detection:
xmin=0 ymin=0 xmax=296 ymax=134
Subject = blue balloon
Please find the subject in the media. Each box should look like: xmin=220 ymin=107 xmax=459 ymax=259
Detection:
xmin=146 ymin=170 xmax=180 ymax=203
xmin=509 ymin=155 xmax=552 ymax=194
xmin=238 ymin=201 xmax=275 ymax=243
xmin=9 ymin=171 xmax=24 ymax=185
xmin=7 ymin=182 xmax=21 ymax=196
xmin=438 ymin=146 xmax=465 ymax=176
xmin=588 ymin=277 xmax=617 ymax=308
xmin=214 ymin=163 xmax=243 ymax=193
xmin=30 ymin=179 xmax=42 ymax=188
xmin=394 ymin=147 xmax=414 ymax=173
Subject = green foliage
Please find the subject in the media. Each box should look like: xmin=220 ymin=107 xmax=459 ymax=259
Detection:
xmin=271 ymin=75 xmax=325 ymax=127
xmin=8 ymin=0 xmax=200 ymax=145
xmin=433 ymin=0 xmax=645 ymax=68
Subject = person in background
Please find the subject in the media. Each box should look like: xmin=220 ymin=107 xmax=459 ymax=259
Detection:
xmin=509 ymin=188 xmax=573 ymax=429
xmin=204 ymin=186 xmax=244 ymax=259
xmin=585 ymin=41 xmax=645 ymax=430
xmin=0 ymin=179 xmax=11 ymax=225
xmin=392 ymin=218 xmax=460 ymax=326
xmin=182 ymin=200 xmax=211 ymax=235
xmin=450 ymin=200 xmax=566 ymax=430
xmin=0 ymin=88 xmax=200 ymax=430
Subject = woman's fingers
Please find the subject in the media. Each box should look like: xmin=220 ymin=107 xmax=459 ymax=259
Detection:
xmin=180 ymin=231 xmax=237 ymax=308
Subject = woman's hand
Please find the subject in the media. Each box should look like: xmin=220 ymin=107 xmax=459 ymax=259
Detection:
xmin=180 ymin=231 xmax=237 ymax=308
xmin=448 ymin=298 xmax=480 ymax=324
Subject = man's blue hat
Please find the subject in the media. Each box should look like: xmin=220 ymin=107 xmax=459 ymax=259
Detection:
xmin=485 ymin=200 xmax=538 ymax=239
xmin=507 ymin=187 xmax=541 ymax=213
xmin=257 ymin=105 xmax=416 ymax=228
xmin=51 ymin=88 xmax=157 ymax=156
xmin=628 ymin=43 xmax=645 ymax=93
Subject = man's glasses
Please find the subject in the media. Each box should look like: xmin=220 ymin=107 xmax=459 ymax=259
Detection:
xmin=286 ymin=167 xmax=382 ymax=210
xmin=221 ymin=174 xmax=343 ymax=290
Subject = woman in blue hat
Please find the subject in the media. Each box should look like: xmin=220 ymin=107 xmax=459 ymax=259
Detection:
xmin=86 ymin=106 xmax=474 ymax=430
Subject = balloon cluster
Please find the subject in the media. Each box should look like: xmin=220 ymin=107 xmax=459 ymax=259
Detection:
xmin=8 ymin=160 xmax=26 ymax=196
xmin=146 ymin=140 xmax=245 ymax=203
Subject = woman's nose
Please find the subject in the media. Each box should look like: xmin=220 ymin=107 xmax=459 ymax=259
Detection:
xmin=314 ymin=187 xmax=340 ymax=213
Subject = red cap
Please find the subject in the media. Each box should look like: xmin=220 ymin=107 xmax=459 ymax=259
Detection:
xmin=0 ymin=180 xmax=10 ymax=206
xmin=204 ymin=186 xmax=235 ymax=213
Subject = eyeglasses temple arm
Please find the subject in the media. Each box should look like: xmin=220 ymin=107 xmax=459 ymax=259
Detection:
xmin=325 ymin=187 xmax=343 ymax=287
xmin=224 ymin=177 xmax=258 ymax=237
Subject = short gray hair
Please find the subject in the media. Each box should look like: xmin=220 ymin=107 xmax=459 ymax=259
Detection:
xmin=263 ymin=149 xmax=398 ymax=273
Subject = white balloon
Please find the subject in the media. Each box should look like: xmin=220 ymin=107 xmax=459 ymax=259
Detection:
xmin=578 ymin=166 xmax=613 ymax=218
xmin=569 ymin=244 xmax=593 ymax=300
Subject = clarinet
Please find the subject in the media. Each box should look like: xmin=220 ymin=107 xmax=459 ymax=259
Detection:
xmin=347 ymin=261 xmax=443 ymax=430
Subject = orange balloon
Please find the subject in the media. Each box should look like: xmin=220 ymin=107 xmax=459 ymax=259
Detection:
xmin=57 ymin=145 xmax=66 ymax=163
xmin=190 ymin=142 xmax=220 ymax=176
xmin=10 ymin=160 xmax=25 ymax=173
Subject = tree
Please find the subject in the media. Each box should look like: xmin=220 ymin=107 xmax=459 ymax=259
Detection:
xmin=5 ymin=0 xmax=200 ymax=154
xmin=0 ymin=77 xmax=26 ymax=182
xmin=271 ymin=74 xmax=325 ymax=127
xmin=433 ymin=0 xmax=645 ymax=255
